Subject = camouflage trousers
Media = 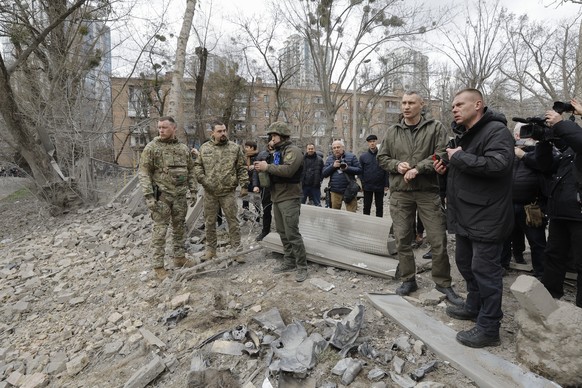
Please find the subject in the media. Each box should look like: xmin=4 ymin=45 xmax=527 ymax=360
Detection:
xmin=204 ymin=191 xmax=240 ymax=250
xmin=273 ymin=198 xmax=307 ymax=270
xmin=150 ymin=192 xmax=188 ymax=268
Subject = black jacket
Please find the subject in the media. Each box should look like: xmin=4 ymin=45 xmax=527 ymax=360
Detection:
xmin=512 ymin=149 xmax=544 ymax=204
xmin=322 ymin=152 xmax=362 ymax=194
xmin=535 ymin=118 xmax=582 ymax=220
xmin=359 ymin=148 xmax=389 ymax=192
xmin=301 ymin=153 xmax=324 ymax=187
xmin=445 ymin=108 xmax=515 ymax=242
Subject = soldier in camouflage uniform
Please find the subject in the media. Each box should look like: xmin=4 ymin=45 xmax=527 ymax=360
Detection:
xmin=254 ymin=122 xmax=308 ymax=282
xmin=194 ymin=120 xmax=249 ymax=260
xmin=139 ymin=116 xmax=198 ymax=280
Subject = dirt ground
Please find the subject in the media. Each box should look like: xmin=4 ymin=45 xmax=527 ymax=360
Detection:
xmin=0 ymin=177 xmax=571 ymax=387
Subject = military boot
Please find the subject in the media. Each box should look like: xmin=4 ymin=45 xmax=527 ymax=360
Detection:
xmin=202 ymin=250 xmax=216 ymax=262
xmin=154 ymin=267 xmax=168 ymax=281
xmin=173 ymin=256 xmax=195 ymax=268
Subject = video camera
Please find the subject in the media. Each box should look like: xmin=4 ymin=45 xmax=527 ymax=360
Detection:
xmin=513 ymin=101 xmax=576 ymax=141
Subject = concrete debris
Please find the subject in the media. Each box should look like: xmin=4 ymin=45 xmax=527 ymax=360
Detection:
xmin=511 ymin=276 xmax=582 ymax=386
xmin=367 ymin=367 xmax=387 ymax=381
xmin=252 ymin=308 xmax=286 ymax=334
xmin=162 ymin=307 xmax=190 ymax=328
xmin=138 ymin=328 xmax=166 ymax=349
xmin=123 ymin=354 xmax=165 ymax=388
xmin=309 ymin=277 xmax=335 ymax=291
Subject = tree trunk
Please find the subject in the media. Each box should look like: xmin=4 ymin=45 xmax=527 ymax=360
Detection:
xmin=167 ymin=0 xmax=197 ymax=143
xmin=575 ymin=18 xmax=582 ymax=98
xmin=194 ymin=47 xmax=208 ymax=145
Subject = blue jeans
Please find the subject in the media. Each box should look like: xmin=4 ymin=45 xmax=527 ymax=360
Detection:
xmin=301 ymin=186 xmax=321 ymax=206
xmin=455 ymin=235 xmax=504 ymax=336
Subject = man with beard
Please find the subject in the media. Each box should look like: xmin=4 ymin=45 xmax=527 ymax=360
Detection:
xmin=194 ymin=120 xmax=249 ymax=261
xmin=254 ymin=122 xmax=308 ymax=282
xmin=435 ymin=88 xmax=514 ymax=348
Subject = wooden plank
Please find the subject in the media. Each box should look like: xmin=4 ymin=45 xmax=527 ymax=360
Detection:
xmin=366 ymin=293 xmax=560 ymax=388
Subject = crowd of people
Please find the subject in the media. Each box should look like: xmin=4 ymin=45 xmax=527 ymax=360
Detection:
xmin=138 ymin=88 xmax=582 ymax=349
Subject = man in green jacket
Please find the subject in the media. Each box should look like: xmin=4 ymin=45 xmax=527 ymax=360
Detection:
xmin=139 ymin=116 xmax=198 ymax=280
xmin=194 ymin=120 xmax=249 ymax=261
xmin=254 ymin=122 xmax=308 ymax=282
xmin=378 ymin=91 xmax=463 ymax=305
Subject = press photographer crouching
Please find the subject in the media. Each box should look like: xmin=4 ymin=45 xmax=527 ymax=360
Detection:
xmin=526 ymin=98 xmax=582 ymax=307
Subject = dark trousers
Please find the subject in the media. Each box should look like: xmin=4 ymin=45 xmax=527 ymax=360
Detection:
xmin=502 ymin=204 xmax=546 ymax=276
xmin=363 ymin=190 xmax=384 ymax=217
xmin=542 ymin=218 xmax=582 ymax=307
xmin=455 ymin=235 xmax=504 ymax=335
xmin=301 ymin=186 xmax=322 ymax=206
xmin=260 ymin=188 xmax=272 ymax=234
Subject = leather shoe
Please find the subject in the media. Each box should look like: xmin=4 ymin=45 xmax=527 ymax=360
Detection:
xmin=514 ymin=255 xmax=527 ymax=265
xmin=422 ymin=251 xmax=433 ymax=259
xmin=435 ymin=285 xmax=465 ymax=306
xmin=456 ymin=326 xmax=500 ymax=348
xmin=446 ymin=305 xmax=478 ymax=321
xmin=395 ymin=280 xmax=418 ymax=296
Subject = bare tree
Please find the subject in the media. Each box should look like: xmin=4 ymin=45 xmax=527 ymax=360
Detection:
xmin=433 ymin=0 xmax=510 ymax=94
xmin=231 ymin=8 xmax=301 ymax=123
xmin=500 ymin=14 xmax=581 ymax=111
xmin=0 ymin=0 xmax=115 ymax=207
xmin=166 ymin=0 xmax=197 ymax=139
xmin=278 ymin=0 xmax=443 ymax=151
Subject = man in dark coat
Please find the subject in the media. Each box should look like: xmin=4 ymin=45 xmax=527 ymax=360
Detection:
xmin=435 ymin=88 xmax=514 ymax=348
xmin=538 ymin=98 xmax=582 ymax=308
xmin=301 ymin=143 xmax=324 ymax=206
xmin=359 ymin=134 xmax=389 ymax=217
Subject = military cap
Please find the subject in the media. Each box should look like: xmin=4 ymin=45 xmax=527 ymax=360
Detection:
xmin=267 ymin=121 xmax=291 ymax=137
xmin=366 ymin=134 xmax=378 ymax=141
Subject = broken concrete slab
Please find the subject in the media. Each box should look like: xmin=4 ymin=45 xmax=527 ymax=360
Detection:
xmin=367 ymin=293 xmax=559 ymax=388
xmin=510 ymin=275 xmax=558 ymax=321
xmin=209 ymin=340 xmax=246 ymax=356
xmin=513 ymin=298 xmax=582 ymax=386
xmin=261 ymin=234 xmax=398 ymax=278
xmin=138 ymin=328 xmax=166 ymax=349
xmin=123 ymin=354 xmax=165 ymax=388
xmin=309 ymin=277 xmax=335 ymax=291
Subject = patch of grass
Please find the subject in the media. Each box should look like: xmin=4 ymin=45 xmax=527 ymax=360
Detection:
xmin=316 ymin=346 xmax=342 ymax=365
xmin=1 ymin=188 xmax=33 ymax=202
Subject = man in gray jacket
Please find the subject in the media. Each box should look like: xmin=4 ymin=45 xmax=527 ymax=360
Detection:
xmin=378 ymin=91 xmax=462 ymax=306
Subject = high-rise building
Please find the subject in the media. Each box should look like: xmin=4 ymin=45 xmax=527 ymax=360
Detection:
xmin=384 ymin=48 xmax=429 ymax=93
xmin=280 ymin=34 xmax=317 ymax=88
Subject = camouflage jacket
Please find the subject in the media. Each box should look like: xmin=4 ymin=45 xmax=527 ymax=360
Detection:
xmin=193 ymin=138 xmax=249 ymax=196
xmin=138 ymin=137 xmax=197 ymax=198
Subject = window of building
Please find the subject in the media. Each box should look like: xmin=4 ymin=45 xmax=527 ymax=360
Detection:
xmin=314 ymin=96 xmax=323 ymax=104
xmin=251 ymin=124 xmax=257 ymax=131
xmin=343 ymin=114 xmax=348 ymax=123
xmin=263 ymin=95 xmax=270 ymax=103
xmin=128 ymin=86 xmax=149 ymax=118
xmin=129 ymin=125 xmax=148 ymax=147
xmin=251 ymin=110 xmax=257 ymax=117
xmin=265 ymin=111 xmax=270 ymax=117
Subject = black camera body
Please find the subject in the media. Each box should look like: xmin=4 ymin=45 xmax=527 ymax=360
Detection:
xmin=513 ymin=101 xmax=576 ymax=142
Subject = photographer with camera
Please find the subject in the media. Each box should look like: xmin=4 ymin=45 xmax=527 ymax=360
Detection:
xmin=536 ymin=98 xmax=582 ymax=308
xmin=322 ymin=140 xmax=362 ymax=212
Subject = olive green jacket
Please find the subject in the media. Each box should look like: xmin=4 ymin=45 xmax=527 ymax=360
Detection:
xmin=377 ymin=117 xmax=448 ymax=192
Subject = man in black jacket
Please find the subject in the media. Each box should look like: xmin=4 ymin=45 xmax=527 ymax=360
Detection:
xmin=539 ymin=98 xmax=582 ymax=308
xmin=359 ymin=134 xmax=389 ymax=217
xmin=435 ymin=89 xmax=514 ymax=348
xmin=301 ymin=143 xmax=324 ymax=206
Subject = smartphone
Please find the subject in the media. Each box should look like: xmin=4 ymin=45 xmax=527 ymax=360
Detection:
xmin=432 ymin=153 xmax=448 ymax=166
